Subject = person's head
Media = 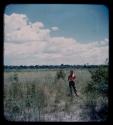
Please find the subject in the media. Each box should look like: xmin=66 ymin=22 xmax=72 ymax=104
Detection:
xmin=70 ymin=70 xmax=73 ymax=75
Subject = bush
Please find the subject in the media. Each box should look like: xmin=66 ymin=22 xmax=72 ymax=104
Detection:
xmin=83 ymin=66 xmax=108 ymax=121
xmin=88 ymin=66 xmax=108 ymax=96
xmin=56 ymin=70 xmax=66 ymax=80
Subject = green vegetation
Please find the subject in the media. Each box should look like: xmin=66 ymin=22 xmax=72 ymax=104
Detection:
xmin=81 ymin=66 xmax=108 ymax=121
xmin=4 ymin=67 xmax=108 ymax=121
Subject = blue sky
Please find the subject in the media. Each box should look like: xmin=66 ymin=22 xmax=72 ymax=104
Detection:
xmin=4 ymin=4 xmax=109 ymax=65
xmin=5 ymin=4 xmax=108 ymax=43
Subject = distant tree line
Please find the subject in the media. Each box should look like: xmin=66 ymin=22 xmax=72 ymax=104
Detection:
xmin=4 ymin=64 xmax=108 ymax=71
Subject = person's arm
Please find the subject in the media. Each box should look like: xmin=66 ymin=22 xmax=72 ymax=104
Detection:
xmin=73 ymin=74 xmax=76 ymax=81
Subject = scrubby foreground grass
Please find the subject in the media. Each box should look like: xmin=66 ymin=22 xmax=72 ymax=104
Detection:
xmin=4 ymin=68 xmax=108 ymax=121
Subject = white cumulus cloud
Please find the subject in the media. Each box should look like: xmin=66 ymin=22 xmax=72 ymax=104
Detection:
xmin=4 ymin=13 xmax=109 ymax=65
xmin=51 ymin=26 xmax=59 ymax=31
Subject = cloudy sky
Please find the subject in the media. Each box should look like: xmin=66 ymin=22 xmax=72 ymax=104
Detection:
xmin=4 ymin=4 xmax=109 ymax=65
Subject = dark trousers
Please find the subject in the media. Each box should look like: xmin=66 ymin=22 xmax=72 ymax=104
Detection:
xmin=69 ymin=81 xmax=77 ymax=96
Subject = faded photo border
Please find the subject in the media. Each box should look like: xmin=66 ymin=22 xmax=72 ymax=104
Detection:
xmin=0 ymin=0 xmax=112 ymax=125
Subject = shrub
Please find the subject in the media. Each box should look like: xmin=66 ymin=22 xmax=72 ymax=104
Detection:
xmin=83 ymin=66 xmax=108 ymax=121
xmin=56 ymin=70 xmax=66 ymax=80
xmin=9 ymin=73 xmax=19 ymax=98
xmin=13 ymin=73 xmax=19 ymax=82
xmin=88 ymin=66 xmax=108 ymax=96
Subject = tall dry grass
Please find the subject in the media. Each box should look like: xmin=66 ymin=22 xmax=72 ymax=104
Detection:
xmin=4 ymin=68 xmax=108 ymax=121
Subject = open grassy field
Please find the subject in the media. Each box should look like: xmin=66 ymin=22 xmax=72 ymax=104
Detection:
xmin=4 ymin=68 xmax=108 ymax=121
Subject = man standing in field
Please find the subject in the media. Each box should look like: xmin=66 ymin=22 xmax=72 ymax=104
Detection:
xmin=68 ymin=70 xmax=79 ymax=97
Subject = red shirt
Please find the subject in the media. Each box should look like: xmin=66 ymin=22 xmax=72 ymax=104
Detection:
xmin=68 ymin=74 xmax=76 ymax=81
